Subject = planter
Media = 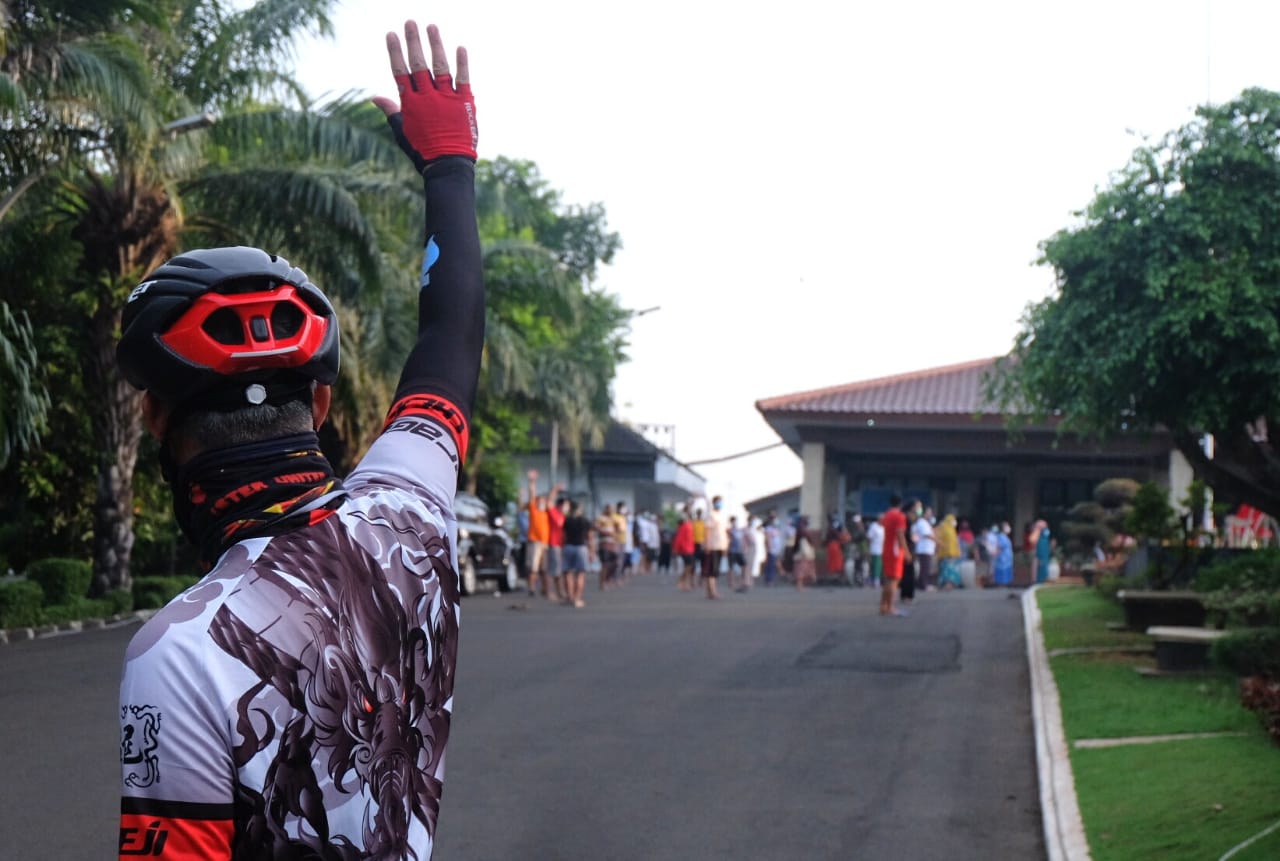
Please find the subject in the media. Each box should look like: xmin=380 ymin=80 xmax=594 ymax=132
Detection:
xmin=1117 ymin=590 xmax=1207 ymax=632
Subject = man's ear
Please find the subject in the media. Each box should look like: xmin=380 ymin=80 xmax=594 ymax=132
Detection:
xmin=312 ymin=384 xmax=332 ymax=429
xmin=141 ymin=392 xmax=170 ymax=441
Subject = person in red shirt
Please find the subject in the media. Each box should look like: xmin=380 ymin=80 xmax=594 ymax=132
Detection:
xmin=547 ymin=494 xmax=568 ymax=602
xmin=672 ymin=509 xmax=696 ymax=592
xmin=880 ymin=494 xmax=912 ymax=616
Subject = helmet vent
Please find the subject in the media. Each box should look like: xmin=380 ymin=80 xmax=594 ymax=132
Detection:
xmin=201 ymin=308 xmax=247 ymax=345
xmin=270 ymin=303 xmax=305 ymax=339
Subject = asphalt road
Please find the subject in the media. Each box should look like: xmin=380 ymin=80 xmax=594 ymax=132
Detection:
xmin=1 ymin=575 xmax=1044 ymax=860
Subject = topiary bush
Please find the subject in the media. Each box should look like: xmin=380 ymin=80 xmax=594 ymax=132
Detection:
xmin=40 ymin=597 xmax=113 ymax=624
xmin=104 ymin=588 xmax=133 ymax=616
xmin=0 ymin=579 xmax=44 ymax=628
xmin=132 ymin=575 xmax=199 ymax=610
xmin=1213 ymin=628 xmax=1280 ymax=679
xmin=1195 ymin=548 xmax=1280 ymax=628
xmin=25 ymin=557 xmax=92 ymax=605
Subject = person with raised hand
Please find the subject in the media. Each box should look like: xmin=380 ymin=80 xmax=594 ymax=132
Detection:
xmin=116 ymin=21 xmax=481 ymax=859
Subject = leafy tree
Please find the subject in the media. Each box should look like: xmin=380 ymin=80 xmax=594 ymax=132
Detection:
xmin=0 ymin=0 xmax=414 ymax=591
xmin=465 ymin=158 xmax=628 ymax=502
xmin=990 ymin=88 xmax=1280 ymax=518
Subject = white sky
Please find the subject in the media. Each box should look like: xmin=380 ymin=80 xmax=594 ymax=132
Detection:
xmin=292 ymin=0 xmax=1280 ymax=506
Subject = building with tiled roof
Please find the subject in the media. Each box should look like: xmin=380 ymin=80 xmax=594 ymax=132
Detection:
xmin=515 ymin=419 xmax=705 ymax=517
xmin=755 ymin=358 xmax=1184 ymax=543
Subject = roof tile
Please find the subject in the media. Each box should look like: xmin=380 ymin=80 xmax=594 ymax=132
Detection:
xmin=756 ymin=357 xmax=1001 ymax=416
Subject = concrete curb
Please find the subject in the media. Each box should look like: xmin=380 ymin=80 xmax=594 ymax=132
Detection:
xmin=0 ymin=609 xmax=154 ymax=646
xmin=1023 ymin=584 xmax=1092 ymax=861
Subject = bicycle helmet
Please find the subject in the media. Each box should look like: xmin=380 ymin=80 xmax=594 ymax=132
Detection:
xmin=117 ymin=247 xmax=340 ymax=409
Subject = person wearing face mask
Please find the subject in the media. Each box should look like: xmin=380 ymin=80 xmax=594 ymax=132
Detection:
xmin=702 ymin=495 xmax=729 ymax=599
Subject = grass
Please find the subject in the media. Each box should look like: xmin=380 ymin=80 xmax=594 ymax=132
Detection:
xmin=1037 ymin=584 xmax=1280 ymax=861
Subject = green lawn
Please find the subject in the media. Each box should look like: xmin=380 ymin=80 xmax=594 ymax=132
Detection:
xmin=1036 ymin=584 xmax=1280 ymax=861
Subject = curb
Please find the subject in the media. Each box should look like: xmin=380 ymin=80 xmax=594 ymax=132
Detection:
xmin=1023 ymin=584 xmax=1092 ymax=861
xmin=0 ymin=609 xmax=154 ymax=646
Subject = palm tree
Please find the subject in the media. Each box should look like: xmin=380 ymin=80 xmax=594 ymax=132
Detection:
xmin=0 ymin=301 xmax=48 ymax=467
xmin=1 ymin=0 xmax=417 ymax=591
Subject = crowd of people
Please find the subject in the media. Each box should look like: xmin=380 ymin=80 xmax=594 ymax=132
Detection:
xmin=516 ymin=476 xmax=1060 ymax=610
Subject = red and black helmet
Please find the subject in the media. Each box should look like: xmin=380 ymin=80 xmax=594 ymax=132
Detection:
xmin=116 ymin=247 xmax=340 ymax=407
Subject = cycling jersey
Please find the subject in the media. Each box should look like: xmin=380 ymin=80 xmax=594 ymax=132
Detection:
xmin=119 ymin=156 xmax=482 ymax=860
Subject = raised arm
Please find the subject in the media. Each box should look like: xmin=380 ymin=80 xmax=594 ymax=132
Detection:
xmin=373 ymin=22 xmax=484 ymax=463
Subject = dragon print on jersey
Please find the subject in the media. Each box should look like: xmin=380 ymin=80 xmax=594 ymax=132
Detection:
xmin=207 ymin=508 xmax=459 ymax=860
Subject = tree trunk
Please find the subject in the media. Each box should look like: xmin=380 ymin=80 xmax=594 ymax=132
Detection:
xmin=88 ymin=301 xmax=143 ymax=596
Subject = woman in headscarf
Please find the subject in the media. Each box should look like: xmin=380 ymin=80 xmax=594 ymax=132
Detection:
xmin=936 ymin=514 xmax=964 ymax=589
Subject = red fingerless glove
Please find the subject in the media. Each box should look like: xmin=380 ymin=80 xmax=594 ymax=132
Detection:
xmin=387 ymin=70 xmax=477 ymax=171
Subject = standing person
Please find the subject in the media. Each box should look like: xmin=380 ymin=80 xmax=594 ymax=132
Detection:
xmin=614 ymin=500 xmax=634 ymax=582
xmin=936 ymin=513 xmax=963 ymax=589
xmin=993 ymin=522 xmax=1015 ymax=586
xmin=594 ymin=503 xmax=618 ymax=590
xmin=727 ymin=515 xmax=746 ymax=591
xmin=866 ymin=514 xmax=885 ymax=588
xmin=912 ymin=503 xmax=937 ymax=591
xmin=658 ymin=510 xmax=674 ymax=575
xmin=561 ymin=501 xmax=593 ymax=609
xmin=702 ymin=496 xmax=729 ymax=599
xmin=691 ymin=503 xmax=707 ymax=587
xmin=1035 ymin=518 xmax=1053 ymax=583
xmin=792 ymin=515 xmax=818 ymax=590
xmin=673 ymin=510 xmax=696 ymax=591
xmin=524 ymin=470 xmax=551 ymax=598
xmin=115 ymin=20 xmax=481 ymax=858
xmin=824 ymin=517 xmax=850 ymax=581
xmin=881 ymin=496 xmax=911 ymax=616
xmin=957 ymin=518 xmax=976 ymax=562
xmin=741 ymin=515 xmax=763 ymax=591
xmin=900 ymin=500 xmax=920 ymax=604
xmin=547 ymin=493 xmax=568 ymax=602
xmin=763 ymin=513 xmax=784 ymax=586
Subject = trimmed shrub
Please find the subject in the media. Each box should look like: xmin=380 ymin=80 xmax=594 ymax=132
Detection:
xmin=1095 ymin=573 xmax=1126 ymax=601
xmin=132 ymin=575 xmax=199 ymax=610
xmin=25 ymin=557 xmax=92 ymax=605
xmin=41 ymin=598 xmax=113 ymax=624
xmin=1195 ymin=549 xmax=1280 ymax=627
xmin=0 ymin=579 xmax=45 ymax=628
xmin=1213 ymin=628 xmax=1280 ymax=679
xmin=105 ymin=588 xmax=133 ymax=615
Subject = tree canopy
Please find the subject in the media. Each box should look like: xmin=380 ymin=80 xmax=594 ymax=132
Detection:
xmin=0 ymin=2 xmax=630 ymax=583
xmin=989 ymin=88 xmax=1280 ymax=518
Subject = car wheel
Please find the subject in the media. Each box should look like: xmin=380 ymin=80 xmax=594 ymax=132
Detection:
xmin=499 ymin=558 xmax=519 ymax=593
xmin=460 ymin=556 xmax=478 ymax=596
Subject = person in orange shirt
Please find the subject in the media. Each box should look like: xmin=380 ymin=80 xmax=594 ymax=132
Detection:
xmin=880 ymin=494 xmax=912 ymax=617
xmin=525 ymin=469 xmax=559 ymax=598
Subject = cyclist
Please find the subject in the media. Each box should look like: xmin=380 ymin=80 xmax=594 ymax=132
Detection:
xmin=116 ymin=20 xmax=480 ymax=859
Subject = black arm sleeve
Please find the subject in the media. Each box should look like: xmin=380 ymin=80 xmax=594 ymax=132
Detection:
xmin=386 ymin=156 xmax=484 ymax=451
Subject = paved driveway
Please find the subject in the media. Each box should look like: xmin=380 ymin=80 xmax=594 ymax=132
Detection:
xmin=1 ymin=576 xmax=1044 ymax=860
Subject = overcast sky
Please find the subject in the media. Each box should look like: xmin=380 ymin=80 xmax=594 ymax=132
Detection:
xmin=292 ymin=0 xmax=1280 ymax=506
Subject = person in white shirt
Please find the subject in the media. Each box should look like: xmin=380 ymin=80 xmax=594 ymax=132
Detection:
xmin=702 ymin=495 xmax=729 ymax=599
xmin=763 ymin=513 xmax=785 ymax=586
xmin=866 ymin=515 xmax=885 ymax=587
xmin=912 ymin=504 xmax=938 ymax=590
